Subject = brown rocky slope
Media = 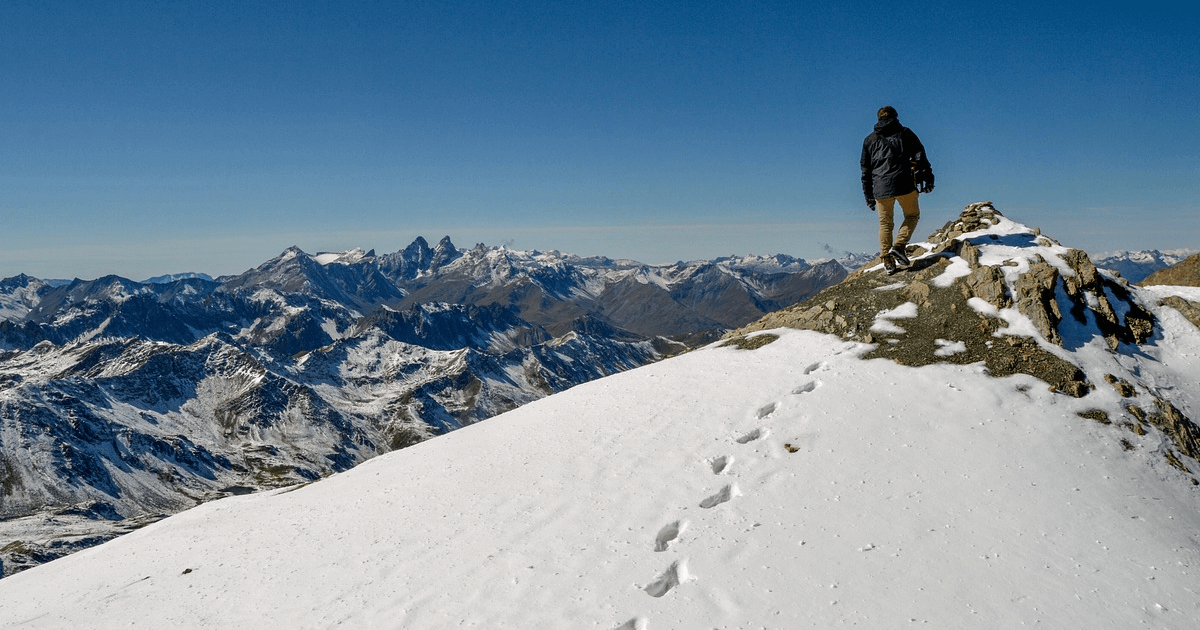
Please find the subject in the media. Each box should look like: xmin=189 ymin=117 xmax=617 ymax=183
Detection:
xmin=1140 ymin=251 xmax=1200 ymax=331
xmin=1141 ymin=251 xmax=1200 ymax=288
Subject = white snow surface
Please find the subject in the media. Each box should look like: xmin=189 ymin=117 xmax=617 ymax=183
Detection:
xmin=312 ymin=248 xmax=369 ymax=266
xmin=2 ymin=308 xmax=1199 ymax=628
xmin=870 ymin=301 xmax=919 ymax=334
xmin=933 ymin=338 xmax=967 ymax=356
xmin=1142 ymin=284 xmax=1200 ymax=302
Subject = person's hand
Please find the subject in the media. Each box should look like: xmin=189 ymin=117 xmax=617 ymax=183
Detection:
xmin=916 ymin=171 xmax=935 ymax=193
xmin=866 ymin=199 xmax=876 ymax=211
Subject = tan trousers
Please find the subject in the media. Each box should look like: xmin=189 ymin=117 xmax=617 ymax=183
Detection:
xmin=877 ymin=190 xmax=920 ymax=253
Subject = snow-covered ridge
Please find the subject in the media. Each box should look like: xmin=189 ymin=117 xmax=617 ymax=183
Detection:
xmin=1092 ymin=246 xmax=1198 ymax=261
xmin=1 ymin=307 xmax=1196 ymax=628
xmin=140 ymin=272 xmax=215 ymax=284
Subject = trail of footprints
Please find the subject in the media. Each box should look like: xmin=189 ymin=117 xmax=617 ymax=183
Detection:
xmin=620 ymin=362 xmax=828 ymax=627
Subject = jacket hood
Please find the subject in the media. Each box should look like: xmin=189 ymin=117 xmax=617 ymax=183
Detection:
xmin=874 ymin=117 xmax=902 ymax=135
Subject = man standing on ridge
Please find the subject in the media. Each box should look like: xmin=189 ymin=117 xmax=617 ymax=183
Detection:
xmin=861 ymin=105 xmax=934 ymax=275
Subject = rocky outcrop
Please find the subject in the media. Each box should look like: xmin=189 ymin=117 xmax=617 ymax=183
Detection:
xmin=1086 ymin=374 xmax=1200 ymax=477
xmin=1157 ymin=296 xmax=1200 ymax=330
xmin=1140 ymin=251 xmax=1200 ymax=287
xmin=728 ymin=203 xmax=1158 ymax=396
xmin=1139 ymin=252 xmax=1200 ymax=330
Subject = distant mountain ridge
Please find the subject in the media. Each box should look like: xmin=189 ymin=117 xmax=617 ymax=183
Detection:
xmin=141 ymin=272 xmax=215 ymax=284
xmin=1090 ymin=247 xmax=1198 ymax=283
xmin=0 ymin=238 xmax=855 ymax=576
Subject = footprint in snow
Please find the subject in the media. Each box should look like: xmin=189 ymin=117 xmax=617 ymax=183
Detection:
xmin=736 ymin=427 xmax=768 ymax=444
xmin=708 ymin=455 xmax=732 ymax=475
xmin=700 ymin=483 xmax=737 ymax=509
xmin=644 ymin=559 xmax=688 ymax=598
xmin=755 ymin=402 xmax=777 ymax=419
xmin=654 ymin=520 xmax=687 ymax=552
xmin=792 ymin=380 xmax=819 ymax=395
xmin=803 ymin=361 xmax=827 ymax=375
xmin=614 ymin=618 xmax=648 ymax=630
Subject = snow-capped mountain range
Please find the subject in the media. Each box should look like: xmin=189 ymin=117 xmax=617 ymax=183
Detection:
xmin=1091 ymin=247 xmax=1199 ymax=284
xmin=0 ymin=238 xmax=853 ymax=576
xmin=0 ymin=203 xmax=1196 ymax=628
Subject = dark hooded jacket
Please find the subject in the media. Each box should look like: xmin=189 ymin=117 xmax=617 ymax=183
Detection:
xmin=861 ymin=117 xmax=931 ymax=202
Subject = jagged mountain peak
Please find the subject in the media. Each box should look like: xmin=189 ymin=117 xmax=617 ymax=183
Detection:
xmin=277 ymin=245 xmax=308 ymax=260
xmin=260 ymin=245 xmax=379 ymax=269
xmin=0 ymin=275 xmax=48 ymax=322
xmin=376 ymin=236 xmax=462 ymax=280
xmin=401 ymin=237 xmax=433 ymax=266
xmin=0 ymin=274 xmax=42 ymax=290
xmin=221 ymin=245 xmax=405 ymax=312
xmin=432 ymin=235 xmax=458 ymax=257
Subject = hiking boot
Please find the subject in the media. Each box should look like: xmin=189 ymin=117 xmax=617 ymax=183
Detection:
xmin=888 ymin=246 xmax=911 ymax=268
xmin=882 ymin=255 xmax=898 ymax=275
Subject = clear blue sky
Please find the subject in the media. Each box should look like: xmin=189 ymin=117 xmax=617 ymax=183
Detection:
xmin=2 ymin=0 xmax=1196 ymax=280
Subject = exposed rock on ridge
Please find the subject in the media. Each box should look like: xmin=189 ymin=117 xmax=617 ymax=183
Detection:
xmin=1141 ymin=251 xmax=1200 ymax=287
xmin=726 ymin=202 xmax=1199 ymax=479
xmin=731 ymin=203 xmax=1151 ymax=392
xmin=1139 ymin=251 xmax=1200 ymax=330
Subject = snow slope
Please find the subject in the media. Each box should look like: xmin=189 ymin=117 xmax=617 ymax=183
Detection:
xmin=2 ymin=310 xmax=1198 ymax=627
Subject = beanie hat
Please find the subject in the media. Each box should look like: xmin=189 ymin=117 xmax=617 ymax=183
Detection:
xmin=877 ymin=105 xmax=898 ymax=120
